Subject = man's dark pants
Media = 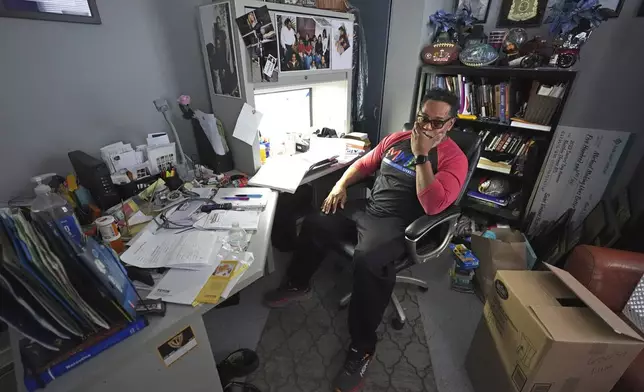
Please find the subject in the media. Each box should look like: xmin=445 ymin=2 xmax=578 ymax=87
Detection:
xmin=286 ymin=200 xmax=407 ymax=353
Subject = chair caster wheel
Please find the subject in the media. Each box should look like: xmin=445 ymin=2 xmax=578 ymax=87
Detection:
xmin=339 ymin=302 xmax=349 ymax=310
xmin=418 ymin=286 xmax=429 ymax=293
xmin=392 ymin=318 xmax=405 ymax=330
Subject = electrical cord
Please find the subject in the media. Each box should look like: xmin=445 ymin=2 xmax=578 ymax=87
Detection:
xmin=154 ymin=197 xmax=218 ymax=231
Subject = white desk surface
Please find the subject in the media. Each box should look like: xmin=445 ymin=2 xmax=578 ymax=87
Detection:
xmin=10 ymin=189 xmax=279 ymax=392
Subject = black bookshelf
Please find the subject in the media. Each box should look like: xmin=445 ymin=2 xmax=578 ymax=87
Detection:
xmin=412 ymin=65 xmax=577 ymax=226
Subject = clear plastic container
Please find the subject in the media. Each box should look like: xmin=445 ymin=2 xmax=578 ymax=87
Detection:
xmin=224 ymin=222 xmax=249 ymax=253
xmin=30 ymin=173 xmax=83 ymax=245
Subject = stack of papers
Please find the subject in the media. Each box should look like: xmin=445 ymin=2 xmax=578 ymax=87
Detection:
xmin=248 ymin=155 xmax=309 ymax=193
xmin=146 ymin=250 xmax=253 ymax=305
xmin=194 ymin=210 xmax=260 ymax=231
xmin=120 ymin=230 xmax=222 ymax=269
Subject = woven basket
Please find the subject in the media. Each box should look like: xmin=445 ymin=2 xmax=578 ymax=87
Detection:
xmin=316 ymin=0 xmax=348 ymax=12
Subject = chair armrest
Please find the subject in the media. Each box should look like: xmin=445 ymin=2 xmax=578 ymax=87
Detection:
xmin=405 ymin=205 xmax=461 ymax=241
xmin=404 ymin=205 xmax=461 ymax=264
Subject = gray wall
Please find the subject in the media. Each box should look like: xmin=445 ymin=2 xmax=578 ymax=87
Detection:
xmin=0 ymin=0 xmax=212 ymax=203
xmin=381 ymin=0 xmax=644 ymax=197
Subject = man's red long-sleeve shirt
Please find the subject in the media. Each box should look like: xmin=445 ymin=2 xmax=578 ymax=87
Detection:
xmin=352 ymin=130 xmax=468 ymax=222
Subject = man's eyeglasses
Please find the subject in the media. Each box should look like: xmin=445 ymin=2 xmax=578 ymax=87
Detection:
xmin=416 ymin=113 xmax=453 ymax=129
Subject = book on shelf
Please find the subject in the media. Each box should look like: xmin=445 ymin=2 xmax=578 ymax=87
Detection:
xmin=466 ymin=190 xmax=510 ymax=207
xmin=510 ymin=118 xmax=552 ymax=132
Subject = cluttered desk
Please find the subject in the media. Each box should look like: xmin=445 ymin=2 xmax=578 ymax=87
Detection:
xmin=2 ymin=3 xmax=364 ymax=390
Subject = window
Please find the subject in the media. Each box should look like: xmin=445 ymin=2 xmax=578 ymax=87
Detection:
xmin=254 ymin=88 xmax=312 ymax=140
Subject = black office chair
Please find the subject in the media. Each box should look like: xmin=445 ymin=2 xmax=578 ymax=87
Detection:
xmin=336 ymin=125 xmax=482 ymax=329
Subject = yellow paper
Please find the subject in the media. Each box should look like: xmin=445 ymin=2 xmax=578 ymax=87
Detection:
xmin=194 ymin=260 xmax=238 ymax=305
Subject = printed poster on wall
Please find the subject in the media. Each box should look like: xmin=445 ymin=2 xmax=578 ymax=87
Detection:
xmin=276 ymin=13 xmax=331 ymax=72
xmin=331 ymin=19 xmax=353 ymax=70
xmin=526 ymin=126 xmax=629 ymax=235
xmin=199 ymin=2 xmax=241 ymax=99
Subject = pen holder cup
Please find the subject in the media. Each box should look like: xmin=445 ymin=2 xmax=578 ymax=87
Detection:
xmin=163 ymin=175 xmax=183 ymax=191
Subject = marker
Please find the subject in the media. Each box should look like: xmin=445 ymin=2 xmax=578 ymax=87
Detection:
xmin=223 ymin=197 xmax=249 ymax=201
xmin=234 ymin=194 xmax=262 ymax=198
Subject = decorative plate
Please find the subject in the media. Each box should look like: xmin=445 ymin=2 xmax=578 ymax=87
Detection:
xmin=421 ymin=42 xmax=460 ymax=65
xmin=459 ymin=43 xmax=499 ymax=67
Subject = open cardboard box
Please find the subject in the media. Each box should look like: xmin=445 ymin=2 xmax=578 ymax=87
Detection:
xmin=466 ymin=264 xmax=644 ymax=392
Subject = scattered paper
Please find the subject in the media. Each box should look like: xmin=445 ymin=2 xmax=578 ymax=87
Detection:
xmin=147 ymin=132 xmax=170 ymax=146
xmin=146 ymin=263 xmax=220 ymax=305
xmin=194 ymin=210 xmax=260 ymax=231
xmin=194 ymin=260 xmax=238 ymax=304
xmin=194 ymin=110 xmax=229 ymax=155
xmin=233 ymin=103 xmax=263 ymax=146
xmin=248 ymin=155 xmax=309 ymax=193
xmin=213 ymin=187 xmax=271 ymax=209
xmin=120 ymin=230 xmax=222 ymax=269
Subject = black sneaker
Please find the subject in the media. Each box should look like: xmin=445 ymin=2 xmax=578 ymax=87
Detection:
xmin=263 ymin=282 xmax=312 ymax=308
xmin=332 ymin=347 xmax=373 ymax=392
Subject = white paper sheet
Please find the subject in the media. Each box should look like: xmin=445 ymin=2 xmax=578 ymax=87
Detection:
xmin=247 ymin=155 xmax=309 ymax=193
xmin=146 ymin=263 xmax=220 ymax=305
xmin=146 ymin=132 xmax=170 ymax=146
xmin=195 ymin=210 xmax=260 ymax=231
xmin=213 ymin=187 xmax=271 ymax=208
xmin=194 ymin=110 xmax=228 ymax=155
xmin=233 ymin=103 xmax=263 ymax=146
xmin=120 ymin=230 xmax=222 ymax=269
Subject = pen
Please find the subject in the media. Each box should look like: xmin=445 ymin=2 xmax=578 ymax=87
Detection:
xmin=223 ymin=197 xmax=249 ymax=201
xmin=234 ymin=194 xmax=262 ymax=198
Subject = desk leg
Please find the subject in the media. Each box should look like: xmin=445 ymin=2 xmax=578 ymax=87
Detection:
xmin=265 ymin=241 xmax=275 ymax=275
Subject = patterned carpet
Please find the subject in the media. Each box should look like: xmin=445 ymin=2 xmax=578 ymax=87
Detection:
xmin=246 ymin=261 xmax=437 ymax=392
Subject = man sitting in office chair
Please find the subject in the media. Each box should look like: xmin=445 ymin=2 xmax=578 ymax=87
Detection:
xmin=264 ymin=89 xmax=468 ymax=391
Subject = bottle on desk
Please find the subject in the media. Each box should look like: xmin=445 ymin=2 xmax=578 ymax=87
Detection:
xmin=224 ymin=222 xmax=249 ymax=253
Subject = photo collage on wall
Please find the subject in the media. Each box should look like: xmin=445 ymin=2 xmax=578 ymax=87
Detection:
xmin=204 ymin=2 xmax=241 ymax=98
xmin=276 ymin=14 xmax=333 ymax=72
xmin=236 ymin=6 xmax=279 ymax=83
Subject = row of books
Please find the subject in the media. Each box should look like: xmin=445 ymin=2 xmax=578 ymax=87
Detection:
xmin=481 ymin=130 xmax=534 ymax=156
xmin=425 ymin=75 xmax=566 ymax=130
xmin=477 ymin=130 xmax=535 ymax=175
xmin=426 ymin=75 xmax=514 ymax=123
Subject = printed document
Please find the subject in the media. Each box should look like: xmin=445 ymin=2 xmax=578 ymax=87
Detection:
xmin=120 ymin=230 xmax=222 ymax=269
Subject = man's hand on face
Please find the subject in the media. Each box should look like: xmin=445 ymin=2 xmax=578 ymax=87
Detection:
xmin=411 ymin=123 xmax=444 ymax=157
xmin=322 ymin=183 xmax=347 ymax=214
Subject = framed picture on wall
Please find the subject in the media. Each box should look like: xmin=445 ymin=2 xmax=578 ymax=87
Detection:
xmin=0 ymin=0 xmax=101 ymax=24
xmin=496 ymin=0 xmax=547 ymax=27
xmin=200 ymin=2 xmax=242 ymax=99
xmin=455 ymin=0 xmax=492 ymax=23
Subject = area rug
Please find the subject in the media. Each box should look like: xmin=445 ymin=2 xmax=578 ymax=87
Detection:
xmin=246 ymin=260 xmax=437 ymax=392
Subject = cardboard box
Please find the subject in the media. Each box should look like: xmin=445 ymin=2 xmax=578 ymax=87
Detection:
xmin=466 ymin=319 xmax=516 ymax=392
xmin=470 ymin=228 xmax=537 ymax=297
xmin=475 ymin=264 xmax=644 ymax=392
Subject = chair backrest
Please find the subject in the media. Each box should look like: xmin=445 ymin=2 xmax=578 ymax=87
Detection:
xmin=403 ymin=122 xmax=482 ymax=205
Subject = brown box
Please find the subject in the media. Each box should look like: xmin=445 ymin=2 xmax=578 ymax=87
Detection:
xmin=468 ymin=264 xmax=644 ymax=392
xmin=470 ymin=228 xmax=535 ymax=298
